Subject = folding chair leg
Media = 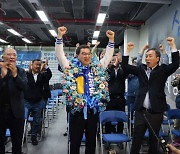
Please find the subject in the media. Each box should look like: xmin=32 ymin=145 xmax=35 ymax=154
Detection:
xmin=21 ymin=119 xmax=28 ymax=154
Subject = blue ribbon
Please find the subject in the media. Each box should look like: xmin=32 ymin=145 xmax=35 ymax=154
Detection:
xmin=83 ymin=95 xmax=99 ymax=119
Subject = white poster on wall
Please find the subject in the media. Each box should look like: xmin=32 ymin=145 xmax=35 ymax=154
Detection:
xmin=41 ymin=50 xmax=74 ymax=85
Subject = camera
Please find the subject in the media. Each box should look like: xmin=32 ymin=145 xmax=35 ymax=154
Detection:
xmin=160 ymin=138 xmax=169 ymax=154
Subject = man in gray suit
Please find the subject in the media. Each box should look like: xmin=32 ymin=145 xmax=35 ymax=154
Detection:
xmin=0 ymin=48 xmax=27 ymax=154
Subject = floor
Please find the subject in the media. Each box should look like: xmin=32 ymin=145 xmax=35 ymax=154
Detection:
xmin=5 ymin=96 xmax=178 ymax=154
xmin=24 ymin=105 xmax=130 ymax=154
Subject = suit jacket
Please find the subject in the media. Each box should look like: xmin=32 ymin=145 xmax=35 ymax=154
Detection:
xmin=122 ymin=51 xmax=179 ymax=112
xmin=107 ymin=64 xmax=129 ymax=96
xmin=42 ymin=67 xmax=52 ymax=100
xmin=24 ymin=71 xmax=47 ymax=102
xmin=0 ymin=67 xmax=27 ymax=119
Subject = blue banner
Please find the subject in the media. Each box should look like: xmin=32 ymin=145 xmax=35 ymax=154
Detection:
xmin=16 ymin=51 xmax=41 ymax=70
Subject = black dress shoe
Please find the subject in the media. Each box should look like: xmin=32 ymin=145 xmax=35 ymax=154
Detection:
xmin=28 ymin=129 xmax=32 ymax=135
xmin=31 ymin=136 xmax=38 ymax=145
xmin=105 ymin=143 xmax=111 ymax=150
xmin=117 ymin=143 xmax=124 ymax=149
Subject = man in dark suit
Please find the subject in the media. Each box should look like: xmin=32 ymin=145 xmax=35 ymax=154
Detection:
xmin=24 ymin=59 xmax=47 ymax=145
xmin=41 ymin=59 xmax=52 ymax=106
xmin=0 ymin=48 xmax=27 ymax=154
xmin=122 ymin=37 xmax=179 ymax=154
xmin=106 ymin=52 xmax=128 ymax=133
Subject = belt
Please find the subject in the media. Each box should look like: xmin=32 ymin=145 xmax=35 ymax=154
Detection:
xmin=140 ymin=107 xmax=154 ymax=113
xmin=0 ymin=104 xmax=10 ymax=108
xmin=110 ymin=95 xmax=123 ymax=99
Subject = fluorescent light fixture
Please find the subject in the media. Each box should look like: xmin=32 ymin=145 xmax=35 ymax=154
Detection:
xmin=97 ymin=13 xmax=106 ymax=24
xmin=7 ymin=29 xmax=21 ymax=36
xmin=36 ymin=10 xmax=48 ymax=22
xmin=49 ymin=30 xmax=57 ymax=37
xmin=0 ymin=38 xmax=8 ymax=43
xmin=22 ymin=38 xmax=32 ymax=43
xmin=93 ymin=31 xmax=100 ymax=38
xmin=92 ymin=40 xmax=97 ymax=45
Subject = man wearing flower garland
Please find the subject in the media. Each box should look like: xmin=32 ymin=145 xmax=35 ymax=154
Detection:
xmin=55 ymin=26 xmax=114 ymax=154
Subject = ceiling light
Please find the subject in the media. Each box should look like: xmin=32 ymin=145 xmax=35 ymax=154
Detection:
xmin=36 ymin=10 xmax=48 ymax=22
xmin=49 ymin=30 xmax=57 ymax=37
xmin=96 ymin=13 xmax=106 ymax=24
xmin=92 ymin=40 xmax=97 ymax=45
xmin=0 ymin=38 xmax=8 ymax=43
xmin=93 ymin=31 xmax=100 ymax=38
xmin=7 ymin=29 xmax=21 ymax=36
xmin=22 ymin=38 xmax=32 ymax=43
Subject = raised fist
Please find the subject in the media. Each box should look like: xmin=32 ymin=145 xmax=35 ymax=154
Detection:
xmin=127 ymin=42 xmax=135 ymax=53
xmin=166 ymin=37 xmax=175 ymax=46
xmin=142 ymin=44 xmax=149 ymax=51
xmin=106 ymin=30 xmax=115 ymax=40
xmin=96 ymin=41 xmax=100 ymax=46
xmin=58 ymin=26 xmax=67 ymax=38
xmin=76 ymin=43 xmax=80 ymax=48
xmin=166 ymin=37 xmax=177 ymax=51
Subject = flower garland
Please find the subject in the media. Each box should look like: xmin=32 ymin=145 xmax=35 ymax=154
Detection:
xmin=62 ymin=57 xmax=110 ymax=115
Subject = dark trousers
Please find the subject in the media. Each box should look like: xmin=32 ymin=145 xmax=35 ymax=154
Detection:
xmin=130 ymin=110 xmax=163 ymax=154
xmin=0 ymin=106 xmax=24 ymax=154
xmin=105 ymin=96 xmax=125 ymax=133
xmin=69 ymin=111 xmax=98 ymax=154
xmin=24 ymin=100 xmax=42 ymax=137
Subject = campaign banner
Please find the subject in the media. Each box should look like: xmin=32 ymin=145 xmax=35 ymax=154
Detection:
xmin=41 ymin=50 xmax=74 ymax=85
xmin=16 ymin=51 xmax=41 ymax=70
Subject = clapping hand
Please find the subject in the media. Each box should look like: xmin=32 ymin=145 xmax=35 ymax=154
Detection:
xmin=8 ymin=62 xmax=17 ymax=77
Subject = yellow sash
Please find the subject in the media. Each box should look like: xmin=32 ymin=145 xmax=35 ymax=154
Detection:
xmin=76 ymin=76 xmax=84 ymax=94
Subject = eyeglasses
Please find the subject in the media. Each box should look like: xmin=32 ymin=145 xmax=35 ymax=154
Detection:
xmin=80 ymin=52 xmax=92 ymax=56
xmin=5 ymin=53 xmax=17 ymax=57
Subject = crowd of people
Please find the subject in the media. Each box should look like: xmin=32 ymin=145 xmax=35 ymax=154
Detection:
xmin=0 ymin=25 xmax=179 ymax=154
xmin=55 ymin=26 xmax=180 ymax=154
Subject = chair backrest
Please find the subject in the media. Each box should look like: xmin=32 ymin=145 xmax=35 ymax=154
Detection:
xmin=99 ymin=111 xmax=127 ymax=124
xmin=130 ymin=103 xmax=135 ymax=112
xmin=168 ymin=109 xmax=180 ymax=119
xmin=166 ymin=103 xmax=171 ymax=111
xmin=51 ymin=90 xmax=59 ymax=98
xmin=24 ymin=107 xmax=29 ymax=120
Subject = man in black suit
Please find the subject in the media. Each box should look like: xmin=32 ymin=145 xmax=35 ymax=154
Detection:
xmin=122 ymin=37 xmax=179 ymax=154
xmin=106 ymin=52 xmax=128 ymax=133
xmin=0 ymin=48 xmax=27 ymax=154
xmin=24 ymin=59 xmax=47 ymax=145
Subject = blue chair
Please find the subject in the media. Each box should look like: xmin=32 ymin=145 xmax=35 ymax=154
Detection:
xmin=144 ymin=129 xmax=168 ymax=138
xmin=6 ymin=129 xmax=11 ymax=137
xmin=99 ymin=111 xmax=131 ymax=154
xmin=167 ymin=109 xmax=180 ymax=142
xmin=144 ymin=104 xmax=172 ymax=139
xmin=129 ymin=103 xmax=135 ymax=137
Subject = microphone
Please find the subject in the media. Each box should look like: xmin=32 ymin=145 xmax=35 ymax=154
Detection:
xmin=143 ymin=113 xmax=169 ymax=154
